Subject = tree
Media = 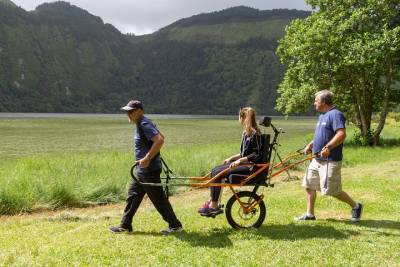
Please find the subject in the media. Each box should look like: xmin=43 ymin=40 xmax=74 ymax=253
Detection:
xmin=276 ymin=0 xmax=400 ymax=145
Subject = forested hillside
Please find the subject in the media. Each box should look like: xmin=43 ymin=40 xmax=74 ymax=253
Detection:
xmin=0 ymin=2 xmax=309 ymax=114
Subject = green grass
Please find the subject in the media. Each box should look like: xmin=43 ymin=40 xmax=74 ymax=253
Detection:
xmin=0 ymin=115 xmax=399 ymax=266
xmin=0 ymin=116 xmax=399 ymax=215
xmin=166 ymin=20 xmax=288 ymax=44
xmin=0 ymin=160 xmax=398 ymax=266
xmin=0 ymin=116 xmax=316 ymax=214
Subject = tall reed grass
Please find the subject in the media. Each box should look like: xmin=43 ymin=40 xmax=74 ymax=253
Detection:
xmin=0 ymin=116 xmax=398 ymax=215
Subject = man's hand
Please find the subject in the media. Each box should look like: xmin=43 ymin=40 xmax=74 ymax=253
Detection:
xmin=319 ymin=129 xmax=345 ymax=158
xmin=320 ymin=146 xmax=330 ymax=158
xmin=137 ymin=156 xmax=150 ymax=168
xmin=304 ymin=143 xmax=313 ymax=155
xmin=137 ymin=133 xmax=164 ymax=168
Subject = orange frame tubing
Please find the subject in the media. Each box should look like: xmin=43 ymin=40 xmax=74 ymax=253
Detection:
xmin=185 ymin=152 xmax=315 ymax=212
xmin=130 ymin=150 xmax=315 ymax=216
xmin=187 ymin=153 xmax=315 ymax=188
xmin=269 ymin=154 xmax=315 ymax=179
xmin=228 ymin=186 xmax=265 ymax=214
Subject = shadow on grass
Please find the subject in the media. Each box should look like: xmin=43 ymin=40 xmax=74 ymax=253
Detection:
xmin=130 ymin=222 xmax=360 ymax=246
xmin=114 ymin=219 xmax=400 ymax=246
xmin=175 ymin=228 xmax=235 ymax=248
xmin=253 ymin=223 xmax=360 ymax=240
xmin=133 ymin=228 xmax=235 ymax=248
xmin=327 ymin=219 xmax=400 ymax=232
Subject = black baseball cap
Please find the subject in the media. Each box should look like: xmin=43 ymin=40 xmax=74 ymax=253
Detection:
xmin=120 ymin=100 xmax=144 ymax=112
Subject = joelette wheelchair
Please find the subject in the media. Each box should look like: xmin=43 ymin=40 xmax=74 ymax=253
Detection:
xmin=130 ymin=117 xmax=315 ymax=229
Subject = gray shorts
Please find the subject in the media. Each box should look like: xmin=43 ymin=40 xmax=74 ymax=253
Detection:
xmin=302 ymin=159 xmax=342 ymax=196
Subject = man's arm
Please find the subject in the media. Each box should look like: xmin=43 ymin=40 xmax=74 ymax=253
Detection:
xmin=320 ymin=128 xmax=346 ymax=158
xmin=137 ymin=133 xmax=164 ymax=167
xmin=304 ymin=141 xmax=314 ymax=154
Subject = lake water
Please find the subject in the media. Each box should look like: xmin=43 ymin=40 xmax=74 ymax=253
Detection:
xmin=0 ymin=113 xmax=316 ymax=120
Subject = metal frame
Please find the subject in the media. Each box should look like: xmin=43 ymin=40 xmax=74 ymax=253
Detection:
xmin=130 ymin=119 xmax=315 ymax=191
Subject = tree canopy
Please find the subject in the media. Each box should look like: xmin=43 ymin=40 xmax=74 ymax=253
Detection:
xmin=277 ymin=0 xmax=400 ymax=145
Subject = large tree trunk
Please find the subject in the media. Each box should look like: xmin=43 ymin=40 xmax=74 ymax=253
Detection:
xmin=353 ymin=81 xmax=373 ymax=144
xmin=353 ymin=84 xmax=368 ymax=135
xmin=350 ymin=73 xmax=375 ymax=145
xmin=373 ymin=64 xmax=393 ymax=146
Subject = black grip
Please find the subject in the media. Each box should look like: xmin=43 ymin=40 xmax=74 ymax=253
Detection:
xmin=130 ymin=163 xmax=139 ymax=181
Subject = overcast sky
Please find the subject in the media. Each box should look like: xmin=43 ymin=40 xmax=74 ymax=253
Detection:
xmin=12 ymin=0 xmax=310 ymax=35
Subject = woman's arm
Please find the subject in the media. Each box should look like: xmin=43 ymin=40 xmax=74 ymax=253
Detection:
xmin=229 ymin=133 xmax=262 ymax=168
xmin=229 ymin=155 xmax=249 ymax=168
xmin=223 ymin=153 xmax=241 ymax=164
xmin=244 ymin=133 xmax=262 ymax=163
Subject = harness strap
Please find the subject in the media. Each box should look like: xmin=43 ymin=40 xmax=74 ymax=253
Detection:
xmin=161 ymin=157 xmax=173 ymax=199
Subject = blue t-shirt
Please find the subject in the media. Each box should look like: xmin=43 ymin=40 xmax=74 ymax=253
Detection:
xmin=313 ymin=108 xmax=346 ymax=161
xmin=134 ymin=116 xmax=162 ymax=172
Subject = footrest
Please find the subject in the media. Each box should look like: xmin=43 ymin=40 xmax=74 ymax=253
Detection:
xmin=199 ymin=209 xmax=224 ymax=218
xmin=200 ymin=212 xmax=223 ymax=218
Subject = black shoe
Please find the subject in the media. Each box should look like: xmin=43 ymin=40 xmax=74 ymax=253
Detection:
xmin=296 ymin=213 xmax=316 ymax=221
xmin=109 ymin=226 xmax=132 ymax=234
xmin=351 ymin=203 xmax=363 ymax=222
xmin=200 ymin=207 xmax=223 ymax=218
xmin=161 ymin=226 xmax=184 ymax=235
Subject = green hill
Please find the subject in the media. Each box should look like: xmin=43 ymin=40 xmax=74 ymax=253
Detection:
xmin=0 ymin=2 xmax=310 ymax=114
xmin=0 ymin=0 xmax=16 ymax=7
xmin=136 ymin=6 xmax=309 ymax=44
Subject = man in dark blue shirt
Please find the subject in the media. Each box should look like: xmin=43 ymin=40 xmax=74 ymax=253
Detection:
xmin=110 ymin=100 xmax=182 ymax=234
xmin=297 ymin=90 xmax=363 ymax=222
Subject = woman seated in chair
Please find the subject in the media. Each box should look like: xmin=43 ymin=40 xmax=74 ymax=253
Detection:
xmin=198 ymin=107 xmax=263 ymax=216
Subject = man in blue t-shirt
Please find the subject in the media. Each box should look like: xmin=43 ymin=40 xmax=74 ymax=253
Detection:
xmin=297 ymin=90 xmax=363 ymax=222
xmin=109 ymin=100 xmax=182 ymax=234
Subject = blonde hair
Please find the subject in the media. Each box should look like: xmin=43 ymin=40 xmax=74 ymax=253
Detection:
xmin=239 ymin=107 xmax=261 ymax=136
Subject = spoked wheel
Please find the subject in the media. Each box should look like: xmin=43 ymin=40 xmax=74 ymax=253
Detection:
xmin=225 ymin=191 xmax=266 ymax=229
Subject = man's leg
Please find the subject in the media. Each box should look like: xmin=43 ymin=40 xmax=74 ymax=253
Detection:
xmin=322 ymin=161 xmax=363 ymax=221
xmin=298 ymin=159 xmax=320 ymax=220
xmin=333 ymin=191 xmax=363 ymax=221
xmin=323 ymin=161 xmax=356 ymax=208
xmin=333 ymin=191 xmax=356 ymax=208
xmin=306 ymin=188 xmax=317 ymax=215
xmin=143 ymin=170 xmax=182 ymax=228
xmin=120 ymin=177 xmax=146 ymax=229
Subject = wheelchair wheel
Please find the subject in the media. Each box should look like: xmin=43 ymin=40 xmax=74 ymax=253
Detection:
xmin=225 ymin=191 xmax=266 ymax=229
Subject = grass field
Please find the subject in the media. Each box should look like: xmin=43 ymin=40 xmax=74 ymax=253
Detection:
xmin=0 ymin=114 xmax=399 ymax=266
xmin=0 ymin=115 xmax=316 ymax=214
xmin=167 ymin=19 xmax=288 ymax=44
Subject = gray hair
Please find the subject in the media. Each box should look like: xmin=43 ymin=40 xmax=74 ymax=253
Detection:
xmin=315 ymin=90 xmax=333 ymax=105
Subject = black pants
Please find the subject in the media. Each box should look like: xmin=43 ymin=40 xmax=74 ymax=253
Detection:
xmin=210 ymin=163 xmax=251 ymax=201
xmin=121 ymin=169 xmax=182 ymax=229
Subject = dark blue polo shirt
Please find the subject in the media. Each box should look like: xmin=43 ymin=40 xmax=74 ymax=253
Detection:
xmin=313 ymin=108 xmax=346 ymax=161
xmin=134 ymin=116 xmax=162 ymax=172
